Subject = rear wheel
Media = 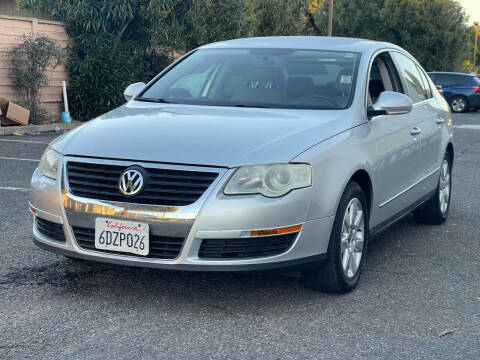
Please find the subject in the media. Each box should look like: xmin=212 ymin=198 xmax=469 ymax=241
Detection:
xmin=413 ymin=153 xmax=452 ymax=224
xmin=449 ymin=96 xmax=468 ymax=113
xmin=301 ymin=182 xmax=368 ymax=293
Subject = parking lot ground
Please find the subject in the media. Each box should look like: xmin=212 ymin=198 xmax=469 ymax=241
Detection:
xmin=1 ymin=114 xmax=479 ymax=359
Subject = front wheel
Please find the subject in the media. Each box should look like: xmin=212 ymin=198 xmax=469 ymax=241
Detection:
xmin=301 ymin=182 xmax=368 ymax=293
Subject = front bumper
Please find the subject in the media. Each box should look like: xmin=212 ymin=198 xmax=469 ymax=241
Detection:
xmin=30 ymin=157 xmax=333 ymax=271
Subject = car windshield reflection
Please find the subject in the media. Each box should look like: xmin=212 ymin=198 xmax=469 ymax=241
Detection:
xmin=139 ymin=48 xmax=359 ymax=110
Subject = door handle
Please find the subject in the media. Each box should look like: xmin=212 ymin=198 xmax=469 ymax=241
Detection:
xmin=410 ymin=127 xmax=422 ymax=136
xmin=436 ymin=117 xmax=445 ymax=124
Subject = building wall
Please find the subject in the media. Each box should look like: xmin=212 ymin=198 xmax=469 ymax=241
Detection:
xmin=0 ymin=14 xmax=68 ymax=122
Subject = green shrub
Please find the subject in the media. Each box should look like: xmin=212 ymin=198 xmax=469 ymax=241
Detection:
xmin=8 ymin=34 xmax=65 ymax=124
xmin=310 ymin=0 xmax=471 ymax=72
xmin=67 ymin=41 xmax=170 ymax=121
xmin=20 ymin=0 xmax=172 ymax=122
xmin=19 ymin=0 xmax=474 ymax=122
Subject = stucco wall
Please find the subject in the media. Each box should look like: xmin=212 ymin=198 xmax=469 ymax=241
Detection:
xmin=0 ymin=14 xmax=68 ymax=121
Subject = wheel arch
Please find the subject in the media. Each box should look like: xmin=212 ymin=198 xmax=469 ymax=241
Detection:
xmin=450 ymin=94 xmax=469 ymax=104
xmin=329 ymin=167 xmax=373 ymax=221
xmin=348 ymin=169 xmax=373 ymax=215
xmin=446 ymin=142 xmax=454 ymax=160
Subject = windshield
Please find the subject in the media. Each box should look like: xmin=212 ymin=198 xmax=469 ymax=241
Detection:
xmin=139 ymin=48 xmax=359 ymax=110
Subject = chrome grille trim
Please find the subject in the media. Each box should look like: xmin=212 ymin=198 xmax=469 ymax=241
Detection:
xmin=66 ymin=160 xmax=219 ymax=207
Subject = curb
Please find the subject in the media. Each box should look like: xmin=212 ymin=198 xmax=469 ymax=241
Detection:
xmin=0 ymin=121 xmax=81 ymax=136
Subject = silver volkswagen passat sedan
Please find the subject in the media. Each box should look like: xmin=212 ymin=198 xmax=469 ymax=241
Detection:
xmin=31 ymin=37 xmax=453 ymax=293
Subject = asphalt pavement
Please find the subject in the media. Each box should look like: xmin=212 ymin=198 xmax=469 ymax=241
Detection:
xmin=0 ymin=114 xmax=479 ymax=359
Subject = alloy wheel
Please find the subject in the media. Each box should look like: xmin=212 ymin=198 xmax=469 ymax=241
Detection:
xmin=340 ymin=198 xmax=364 ymax=278
xmin=451 ymin=98 xmax=466 ymax=112
xmin=439 ymin=159 xmax=451 ymax=215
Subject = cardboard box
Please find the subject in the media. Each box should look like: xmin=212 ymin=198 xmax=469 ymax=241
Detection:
xmin=0 ymin=97 xmax=30 ymax=126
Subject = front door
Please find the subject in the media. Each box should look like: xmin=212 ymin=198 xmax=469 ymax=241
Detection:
xmin=366 ymin=52 xmax=424 ymax=228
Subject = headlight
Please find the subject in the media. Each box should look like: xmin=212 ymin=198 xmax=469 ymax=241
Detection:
xmin=38 ymin=147 xmax=62 ymax=180
xmin=224 ymin=164 xmax=311 ymax=197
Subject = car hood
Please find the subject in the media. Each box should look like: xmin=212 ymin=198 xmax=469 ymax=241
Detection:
xmin=51 ymin=102 xmax=353 ymax=168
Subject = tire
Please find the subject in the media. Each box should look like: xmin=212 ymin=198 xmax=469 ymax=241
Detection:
xmin=449 ymin=95 xmax=468 ymax=113
xmin=413 ymin=153 xmax=452 ymax=225
xmin=301 ymin=182 xmax=368 ymax=293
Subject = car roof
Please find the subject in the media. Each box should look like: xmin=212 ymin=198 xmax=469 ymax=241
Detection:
xmin=199 ymin=36 xmax=403 ymax=53
xmin=428 ymin=71 xmax=474 ymax=77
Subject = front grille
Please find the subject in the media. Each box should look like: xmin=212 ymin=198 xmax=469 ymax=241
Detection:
xmin=35 ymin=216 xmax=66 ymax=242
xmin=71 ymin=226 xmax=185 ymax=259
xmin=198 ymin=232 xmax=298 ymax=259
xmin=66 ymin=161 xmax=218 ymax=206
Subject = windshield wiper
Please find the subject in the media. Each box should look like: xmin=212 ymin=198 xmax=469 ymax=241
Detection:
xmin=229 ymin=104 xmax=271 ymax=108
xmin=136 ymin=98 xmax=270 ymax=108
xmin=135 ymin=97 xmax=175 ymax=104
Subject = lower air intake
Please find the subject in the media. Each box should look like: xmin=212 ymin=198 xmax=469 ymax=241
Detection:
xmin=198 ymin=232 xmax=298 ymax=259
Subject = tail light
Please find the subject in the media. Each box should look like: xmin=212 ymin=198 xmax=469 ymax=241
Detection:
xmin=474 ymin=86 xmax=480 ymax=93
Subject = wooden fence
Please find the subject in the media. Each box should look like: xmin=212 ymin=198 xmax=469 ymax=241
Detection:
xmin=0 ymin=14 xmax=68 ymax=121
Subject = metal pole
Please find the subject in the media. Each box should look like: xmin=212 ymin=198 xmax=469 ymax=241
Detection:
xmin=474 ymin=22 xmax=479 ymax=72
xmin=328 ymin=0 xmax=334 ymax=36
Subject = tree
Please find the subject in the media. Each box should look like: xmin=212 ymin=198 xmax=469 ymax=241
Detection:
xmin=464 ymin=25 xmax=480 ymax=72
xmin=380 ymin=0 xmax=469 ymax=71
xmin=248 ymin=0 xmax=308 ymax=36
xmin=149 ymin=0 xmax=251 ymax=51
xmin=19 ymin=0 xmax=252 ymax=120
xmin=20 ymin=0 xmax=172 ymax=121
xmin=311 ymin=0 xmax=470 ymax=71
xmin=19 ymin=0 xmax=475 ymax=121
xmin=8 ymin=34 xmax=64 ymax=124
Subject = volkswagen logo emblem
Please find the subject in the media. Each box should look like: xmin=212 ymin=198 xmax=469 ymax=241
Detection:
xmin=118 ymin=168 xmax=144 ymax=196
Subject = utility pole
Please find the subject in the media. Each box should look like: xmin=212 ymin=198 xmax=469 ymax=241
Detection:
xmin=328 ymin=0 xmax=334 ymax=36
xmin=474 ymin=22 xmax=479 ymax=72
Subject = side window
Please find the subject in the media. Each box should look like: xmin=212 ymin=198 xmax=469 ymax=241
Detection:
xmin=453 ymin=75 xmax=468 ymax=85
xmin=391 ymin=52 xmax=428 ymax=103
xmin=368 ymin=62 xmax=385 ymax=103
xmin=367 ymin=53 xmax=398 ymax=105
xmin=436 ymin=74 xmax=452 ymax=86
xmin=417 ymin=66 xmax=432 ymax=98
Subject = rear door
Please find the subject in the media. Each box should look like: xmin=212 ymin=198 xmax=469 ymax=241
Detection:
xmin=434 ymin=73 xmax=455 ymax=101
xmin=416 ymin=66 xmax=444 ymax=180
xmin=390 ymin=52 xmax=442 ymax=200
xmin=448 ymin=74 xmax=471 ymax=98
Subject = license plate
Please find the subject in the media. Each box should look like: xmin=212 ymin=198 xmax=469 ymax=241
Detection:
xmin=95 ymin=218 xmax=149 ymax=256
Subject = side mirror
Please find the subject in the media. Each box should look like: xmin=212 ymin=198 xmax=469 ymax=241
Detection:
xmin=368 ymin=91 xmax=413 ymax=118
xmin=124 ymin=82 xmax=146 ymax=101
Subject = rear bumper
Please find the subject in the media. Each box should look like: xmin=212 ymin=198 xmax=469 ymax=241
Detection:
xmin=469 ymin=94 xmax=480 ymax=107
